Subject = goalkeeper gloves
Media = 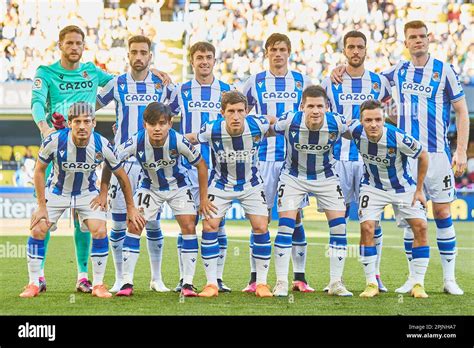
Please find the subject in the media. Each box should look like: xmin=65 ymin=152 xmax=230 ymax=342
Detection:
xmin=51 ymin=112 xmax=66 ymax=130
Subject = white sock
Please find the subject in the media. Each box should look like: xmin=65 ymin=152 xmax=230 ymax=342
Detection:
xmin=217 ymin=225 xmax=227 ymax=280
xmin=110 ymin=219 xmax=126 ymax=283
xmin=146 ymin=221 xmax=164 ymax=282
xmin=374 ymin=223 xmax=383 ymax=275
xmin=435 ymin=217 xmax=456 ymax=282
xmin=329 ymin=218 xmax=347 ymax=283
xmin=274 ymin=218 xmax=294 ymax=282
xmin=412 ymin=246 xmax=430 ymax=286
xmin=177 ymin=233 xmax=184 ymax=280
xmin=26 ymin=237 xmax=45 ymax=286
xmin=403 ymin=227 xmax=415 ymax=280
xmin=291 ymin=222 xmax=307 ymax=274
xmin=122 ymin=233 xmax=141 ymax=286
xmin=181 ymin=234 xmax=198 ymax=285
xmin=249 ymin=231 xmax=256 ymax=273
xmin=360 ymin=246 xmax=377 ymax=285
xmin=91 ymin=236 xmax=109 ymax=287
xmin=201 ymin=231 xmax=219 ymax=285
xmin=252 ymin=232 xmax=271 ymax=285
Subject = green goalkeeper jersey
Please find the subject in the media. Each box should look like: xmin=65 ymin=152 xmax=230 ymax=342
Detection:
xmin=31 ymin=60 xmax=113 ymax=126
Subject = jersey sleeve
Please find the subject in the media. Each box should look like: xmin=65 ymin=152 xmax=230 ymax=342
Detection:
xmin=303 ymin=75 xmax=313 ymax=88
xmin=348 ymin=119 xmax=363 ymax=140
xmin=241 ymin=76 xmax=257 ymax=111
xmin=334 ymin=113 xmax=348 ymax=134
xmin=396 ymin=131 xmax=423 ymax=159
xmin=379 ymin=75 xmax=392 ymax=101
xmin=31 ymin=66 xmax=50 ymax=124
xmin=445 ymin=64 xmax=465 ymax=103
xmin=96 ymin=66 xmax=114 ymax=87
xmin=197 ymin=122 xmax=212 ymax=143
xmin=249 ymin=114 xmax=269 ymax=135
xmin=162 ymin=83 xmax=175 ymax=103
xmin=96 ymin=77 xmax=116 ymax=107
xmin=381 ymin=62 xmax=401 ymax=86
xmin=114 ymin=136 xmax=137 ymax=163
xmin=168 ymin=84 xmax=181 ymax=115
xmin=178 ymin=134 xmax=202 ymax=166
xmin=274 ymin=112 xmax=293 ymax=134
xmin=37 ymin=132 xmax=58 ymax=164
xmin=101 ymin=137 xmax=122 ymax=171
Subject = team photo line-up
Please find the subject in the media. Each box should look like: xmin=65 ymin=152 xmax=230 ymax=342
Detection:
xmin=20 ymin=18 xmax=469 ymax=300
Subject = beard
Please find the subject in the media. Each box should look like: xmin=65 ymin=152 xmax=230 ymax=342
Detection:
xmin=348 ymin=56 xmax=365 ymax=68
xmin=65 ymin=52 xmax=82 ymax=63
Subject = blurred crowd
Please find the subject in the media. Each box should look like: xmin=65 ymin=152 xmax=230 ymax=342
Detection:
xmin=0 ymin=0 xmax=473 ymax=84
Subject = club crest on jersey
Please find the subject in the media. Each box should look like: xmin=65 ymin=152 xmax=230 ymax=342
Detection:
xmin=82 ymin=71 xmax=89 ymax=80
xmin=169 ymin=149 xmax=179 ymax=158
xmin=432 ymin=72 xmax=440 ymax=82
xmin=32 ymin=78 xmax=42 ymax=90
xmin=387 ymin=148 xmax=396 ymax=157
xmin=155 ymin=83 xmax=162 ymax=90
xmin=95 ymin=152 xmax=104 ymax=162
xmin=329 ymin=132 xmax=337 ymax=141
xmin=295 ymin=81 xmax=303 ymax=90
xmin=253 ymin=134 xmax=261 ymax=143
xmin=372 ymin=82 xmax=380 ymax=92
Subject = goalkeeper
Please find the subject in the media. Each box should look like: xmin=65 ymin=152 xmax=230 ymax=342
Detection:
xmin=31 ymin=25 xmax=169 ymax=293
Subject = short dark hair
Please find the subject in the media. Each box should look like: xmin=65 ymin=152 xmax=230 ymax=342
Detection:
xmin=68 ymin=102 xmax=94 ymax=121
xmin=189 ymin=41 xmax=216 ymax=61
xmin=360 ymin=99 xmax=383 ymax=119
xmin=59 ymin=25 xmax=85 ymax=42
xmin=404 ymin=20 xmax=428 ymax=36
xmin=265 ymin=33 xmax=291 ymax=52
xmin=128 ymin=35 xmax=151 ymax=50
xmin=221 ymin=91 xmax=248 ymax=112
xmin=143 ymin=102 xmax=173 ymax=124
xmin=302 ymin=85 xmax=328 ymax=105
xmin=343 ymin=30 xmax=367 ymax=47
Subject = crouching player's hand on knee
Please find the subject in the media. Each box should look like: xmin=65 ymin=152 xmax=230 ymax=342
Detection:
xmin=195 ymin=157 xmax=216 ymax=220
xmin=30 ymin=205 xmax=51 ymax=230
xmin=90 ymin=190 xmax=108 ymax=211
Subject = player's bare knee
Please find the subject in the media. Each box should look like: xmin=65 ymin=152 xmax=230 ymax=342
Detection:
xmin=432 ymin=203 xmax=451 ymax=220
xmin=252 ymin=224 xmax=268 ymax=234
xmin=180 ymin=221 xmax=196 ymax=234
xmin=30 ymin=224 xmax=47 ymax=239
xmin=127 ymin=221 xmax=143 ymax=236
xmin=360 ymin=222 xmax=375 ymax=244
xmin=412 ymin=220 xmax=428 ymax=242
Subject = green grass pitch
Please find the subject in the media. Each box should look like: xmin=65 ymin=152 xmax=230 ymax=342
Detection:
xmin=1 ymin=221 xmax=473 ymax=315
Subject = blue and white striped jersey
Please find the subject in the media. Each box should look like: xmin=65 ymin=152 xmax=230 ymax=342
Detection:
xmin=322 ymin=71 xmax=391 ymax=162
xmin=198 ymin=115 xmax=269 ymax=191
xmin=241 ymin=70 xmax=312 ymax=162
xmin=382 ymin=56 xmax=465 ymax=155
xmin=274 ymin=111 xmax=347 ymax=180
xmin=349 ymin=120 xmax=423 ymax=193
xmin=97 ymin=72 xmax=173 ymax=147
xmin=169 ymin=78 xmax=232 ymax=168
xmin=115 ymin=128 xmax=201 ymax=192
xmin=38 ymin=128 xmax=120 ymax=196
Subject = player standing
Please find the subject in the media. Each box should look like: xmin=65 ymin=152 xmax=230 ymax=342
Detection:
xmin=96 ymin=35 xmax=173 ymax=293
xmin=109 ymin=102 xmax=213 ymax=297
xmin=20 ymin=102 xmax=144 ymax=298
xmin=241 ymin=33 xmax=313 ymax=293
xmin=331 ymin=21 xmax=469 ymax=295
xmin=321 ymin=30 xmax=392 ymax=292
xmin=186 ymin=91 xmax=273 ymax=298
xmin=345 ymin=100 xmax=430 ymax=298
xmin=31 ymin=25 xmax=115 ymax=293
xmin=168 ymin=41 xmax=232 ymax=293
xmin=270 ymin=86 xmax=352 ymax=297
